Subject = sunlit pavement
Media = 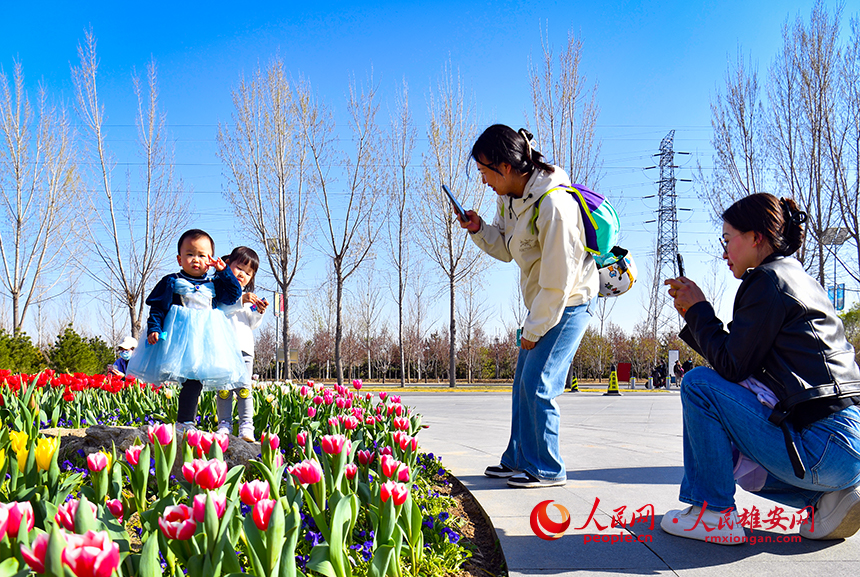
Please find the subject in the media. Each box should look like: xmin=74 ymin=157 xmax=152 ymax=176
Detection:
xmin=403 ymin=391 xmax=860 ymax=577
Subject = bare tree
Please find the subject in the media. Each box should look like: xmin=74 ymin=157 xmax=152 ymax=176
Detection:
xmin=385 ymin=79 xmax=417 ymax=387
xmin=351 ymin=265 xmax=384 ymax=380
xmin=698 ymin=48 xmax=769 ymax=221
xmin=456 ymin=278 xmax=491 ymax=383
xmin=312 ymin=78 xmax=382 ymax=386
xmin=404 ymin=262 xmax=429 ymax=382
xmin=768 ymin=1 xmax=842 ymax=283
xmin=417 ymin=66 xmax=488 ymax=388
xmin=73 ymin=31 xmax=189 ymax=338
xmin=218 ymin=59 xmax=314 ymax=362
xmin=0 ymin=61 xmax=79 ymax=331
xmin=528 ymin=26 xmax=603 ymax=187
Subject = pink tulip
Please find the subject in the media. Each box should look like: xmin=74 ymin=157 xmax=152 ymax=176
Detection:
xmin=356 ymin=449 xmax=375 ymax=466
xmin=195 ymin=459 xmax=228 ymax=490
xmin=0 ymin=506 xmax=7 ymax=541
xmin=340 ymin=416 xmax=359 ymax=430
xmin=321 ymin=434 xmax=351 ymax=455
xmin=380 ymin=454 xmax=401 ymax=479
xmin=55 ymin=500 xmax=97 ymax=532
xmin=390 ymin=395 xmax=402 ymax=404
xmin=273 ymin=454 xmax=285 ymax=468
xmin=365 ymin=415 xmax=376 ymax=426
xmin=379 ymin=480 xmax=409 ymax=506
xmin=379 ymin=446 xmax=393 ymax=457
xmin=352 ymin=407 xmax=364 ymax=419
xmin=193 ymin=493 xmax=227 ymax=522
xmin=106 ymin=499 xmax=124 ymax=523
xmin=4 ymin=501 xmax=34 ymax=537
xmin=323 ymin=395 xmax=334 ymax=406
xmin=296 ymin=431 xmax=308 ymax=447
xmin=86 ymin=451 xmax=109 ymax=473
xmin=352 ymin=379 xmax=362 ymax=390
xmin=392 ymin=416 xmax=410 ymax=431
xmin=307 ymin=406 xmax=317 ymax=418
xmin=62 ymin=530 xmax=120 ymax=577
xmin=186 ymin=429 xmax=204 ymax=449
xmin=21 ymin=531 xmax=51 ymax=573
xmin=345 ymin=464 xmax=358 ymax=480
xmin=147 ymin=423 xmax=174 ymax=446
xmin=240 ymin=480 xmax=271 ymax=506
xmin=312 ymin=395 xmax=324 ymax=405
xmin=398 ymin=466 xmax=410 ymax=482
xmin=261 ymin=432 xmax=280 ymax=451
xmin=290 ymin=459 xmax=323 ymax=485
xmin=158 ymin=505 xmax=197 ymax=540
xmin=252 ymin=499 xmax=277 ymax=531
xmin=379 ymin=392 xmax=388 ymax=401
xmin=327 ymin=417 xmax=339 ymax=429
xmin=181 ymin=460 xmax=204 ymax=484
xmin=300 ymin=385 xmax=309 ymax=397
xmin=335 ymin=397 xmax=347 ymax=409
xmin=125 ymin=444 xmax=144 ymax=466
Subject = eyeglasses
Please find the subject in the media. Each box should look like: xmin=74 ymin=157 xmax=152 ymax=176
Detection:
xmin=719 ymin=237 xmax=728 ymax=255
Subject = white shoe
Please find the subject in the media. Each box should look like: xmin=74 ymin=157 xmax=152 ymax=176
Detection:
xmin=800 ymin=486 xmax=860 ymax=540
xmin=239 ymin=422 xmax=256 ymax=443
xmin=660 ymin=506 xmax=746 ymax=545
xmin=216 ymin=421 xmax=231 ymax=436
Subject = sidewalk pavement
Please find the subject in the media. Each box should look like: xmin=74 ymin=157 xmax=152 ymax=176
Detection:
xmin=403 ymin=391 xmax=860 ymax=577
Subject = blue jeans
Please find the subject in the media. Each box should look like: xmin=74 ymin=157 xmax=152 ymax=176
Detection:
xmin=679 ymin=367 xmax=860 ymax=512
xmin=500 ymin=303 xmax=592 ymax=480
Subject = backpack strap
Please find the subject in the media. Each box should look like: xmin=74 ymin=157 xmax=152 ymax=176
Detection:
xmin=528 ymin=185 xmax=600 ymax=255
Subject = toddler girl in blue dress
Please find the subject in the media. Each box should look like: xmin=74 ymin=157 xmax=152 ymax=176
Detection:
xmin=127 ymin=229 xmax=248 ymax=432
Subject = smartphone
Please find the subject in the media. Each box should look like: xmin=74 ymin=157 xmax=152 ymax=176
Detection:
xmin=442 ymin=184 xmax=467 ymax=220
xmin=676 ymin=253 xmax=685 ymax=277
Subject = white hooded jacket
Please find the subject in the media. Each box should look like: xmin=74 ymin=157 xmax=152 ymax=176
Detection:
xmin=470 ymin=166 xmax=598 ymax=342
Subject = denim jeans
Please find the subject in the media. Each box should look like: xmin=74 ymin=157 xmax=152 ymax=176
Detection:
xmin=679 ymin=367 xmax=860 ymax=512
xmin=500 ymin=302 xmax=592 ymax=480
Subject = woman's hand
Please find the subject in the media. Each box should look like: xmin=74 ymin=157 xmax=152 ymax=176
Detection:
xmin=664 ymin=277 xmax=707 ymax=318
xmin=457 ymin=210 xmax=482 ymax=233
xmin=521 ymin=337 xmax=536 ymax=350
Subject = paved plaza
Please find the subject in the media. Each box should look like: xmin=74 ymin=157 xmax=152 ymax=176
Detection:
xmin=403 ymin=391 xmax=860 ymax=577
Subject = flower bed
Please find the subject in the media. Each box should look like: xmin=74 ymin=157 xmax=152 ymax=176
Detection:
xmin=0 ymin=373 xmax=471 ymax=577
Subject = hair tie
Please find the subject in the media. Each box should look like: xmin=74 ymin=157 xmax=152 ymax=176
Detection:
xmin=780 ymin=197 xmax=807 ymax=226
xmin=518 ymin=128 xmax=534 ymax=160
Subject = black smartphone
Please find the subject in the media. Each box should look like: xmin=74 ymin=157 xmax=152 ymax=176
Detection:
xmin=676 ymin=253 xmax=685 ymax=277
xmin=442 ymin=184 xmax=467 ymax=220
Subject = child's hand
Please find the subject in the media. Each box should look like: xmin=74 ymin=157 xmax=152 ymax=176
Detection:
xmin=208 ymin=255 xmax=227 ymax=271
xmin=148 ymin=332 xmax=160 ymax=345
xmin=248 ymin=293 xmax=268 ymax=314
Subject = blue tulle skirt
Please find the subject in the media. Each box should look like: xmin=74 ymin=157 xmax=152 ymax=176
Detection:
xmin=127 ymin=305 xmax=248 ymax=390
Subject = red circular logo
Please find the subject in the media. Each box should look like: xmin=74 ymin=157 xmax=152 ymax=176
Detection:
xmin=530 ymin=500 xmax=571 ymax=540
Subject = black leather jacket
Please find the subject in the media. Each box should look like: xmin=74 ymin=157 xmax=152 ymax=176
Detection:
xmin=681 ymin=255 xmax=860 ymax=428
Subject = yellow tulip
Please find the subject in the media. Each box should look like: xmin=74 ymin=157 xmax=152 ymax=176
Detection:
xmin=9 ymin=430 xmax=28 ymax=454
xmin=0 ymin=448 xmax=5 ymax=472
xmin=35 ymin=437 xmax=58 ymax=471
xmin=16 ymin=448 xmax=27 ymax=473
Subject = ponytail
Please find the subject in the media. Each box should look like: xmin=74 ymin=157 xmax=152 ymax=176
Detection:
xmin=471 ymin=124 xmax=554 ymax=176
xmin=722 ymin=193 xmax=807 ymax=257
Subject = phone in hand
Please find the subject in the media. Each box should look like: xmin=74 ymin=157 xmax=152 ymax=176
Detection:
xmin=442 ymin=184 xmax=466 ymax=220
xmin=676 ymin=253 xmax=685 ymax=277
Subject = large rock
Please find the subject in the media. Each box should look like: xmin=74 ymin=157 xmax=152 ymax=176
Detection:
xmin=46 ymin=426 xmax=263 ymax=477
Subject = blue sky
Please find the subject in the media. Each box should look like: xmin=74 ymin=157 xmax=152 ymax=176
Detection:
xmin=2 ymin=0 xmax=856 ymax=341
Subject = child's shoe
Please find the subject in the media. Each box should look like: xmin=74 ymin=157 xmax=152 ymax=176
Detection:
xmin=239 ymin=422 xmax=255 ymax=442
xmin=217 ymin=421 xmax=231 ymax=436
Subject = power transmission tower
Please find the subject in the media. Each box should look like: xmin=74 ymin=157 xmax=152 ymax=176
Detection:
xmin=646 ymin=130 xmax=683 ymax=342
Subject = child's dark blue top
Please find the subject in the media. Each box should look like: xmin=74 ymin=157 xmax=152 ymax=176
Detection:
xmin=144 ymin=268 xmax=242 ymax=334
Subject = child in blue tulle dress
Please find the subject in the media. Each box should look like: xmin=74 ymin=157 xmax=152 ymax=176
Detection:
xmin=126 ymin=229 xmax=248 ymax=432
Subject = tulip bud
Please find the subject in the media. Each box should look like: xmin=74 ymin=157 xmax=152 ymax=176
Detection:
xmin=345 ymin=463 xmax=358 ymax=480
xmin=290 ymin=459 xmax=324 ymax=485
xmin=86 ymin=451 xmax=110 ymax=473
xmin=158 ymin=505 xmax=197 ymax=540
xmin=21 ymin=531 xmax=51 ymax=574
xmin=193 ymin=492 xmax=226 ymax=522
xmin=252 ymin=499 xmax=277 ymax=531
xmin=106 ymin=499 xmax=124 ymax=523
xmin=239 ymin=480 xmax=271 ymax=507
xmin=125 ymin=444 xmax=144 ymax=466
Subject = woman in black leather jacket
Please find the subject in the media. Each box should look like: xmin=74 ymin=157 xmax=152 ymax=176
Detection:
xmin=662 ymin=193 xmax=860 ymax=544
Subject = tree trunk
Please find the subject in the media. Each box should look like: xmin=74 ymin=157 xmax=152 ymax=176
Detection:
xmin=448 ymin=278 xmax=456 ymax=388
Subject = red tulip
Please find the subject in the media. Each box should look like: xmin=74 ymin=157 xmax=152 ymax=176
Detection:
xmin=352 ymin=379 xmax=362 ymax=390
xmin=321 ymin=434 xmax=351 ymax=455
xmin=290 ymin=459 xmax=323 ymax=485
xmin=340 ymin=416 xmax=360 ymax=430
xmin=261 ymin=432 xmax=280 ymax=451
xmin=186 ymin=429 xmax=204 ymax=449
xmin=4 ymin=501 xmax=34 ymax=537
xmin=158 ymin=505 xmax=197 ymax=540
xmin=181 ymin=460 xmax=204 ymax=484
xmin=252 ymin=499 xmax=277 ymax=531
xmin=147 ymin=423 xmax=174 ymax=446
xmin=312 ymin=395 xmax=323 ymax=405
xmin=106 ymin=499 xmax=123 ymax=523
xmin=192 ymin=493 xmax=226 ymax=522
xmin=379 ymin=446 xmax=393 ymax=457
xmin=392 ymin=416 xmax=410 ymax=431
xmin=21 ymin=531 xmax=51 ymax=573
xmin=86 ymin=451 xmax=109 ymax=472
xmin=125 ymin=444 xmax=144 ymax=466
xmin=380 ymin=454 xmax=401 ymax=479
xmin=62 ymin=530 xmax=120 ymax=577
xmin=239 ymin=480 xmax=271 ymax=506
xmin=379 ymin=392 xmax=388 ymax=401
xmin=194 ymin=459 xmax=228 ymax=490
xmin=345 ymin=464 xmax=358 ymax=480
xmin=296 ymin=431 xmax=308 ymax=447
xmin=398 ymin=465 xmax=410 ymax=483
xmin=56 ymin=500 xmax=97 ymax=532
xmin=356 ymin=450 xmax=375 ymax=466
xmin=379 ymin=480 xmax=409 ymax=506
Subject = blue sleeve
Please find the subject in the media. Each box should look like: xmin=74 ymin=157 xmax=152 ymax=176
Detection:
xmin=212 ymin=267 xmax=242 ymax=306
xmin=145 ymin=275 xmax=174 ymax=334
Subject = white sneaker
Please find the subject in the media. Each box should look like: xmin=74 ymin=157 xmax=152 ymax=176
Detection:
xmin=217 ymin=421 xmax=231 ymax=436
xmin=239 ymin=422 xmax=255 ymax=443
xmin=800 ymin=486 xmax=860 ymax=540
xmin=660 ymin=506 xmax=746 ymax=545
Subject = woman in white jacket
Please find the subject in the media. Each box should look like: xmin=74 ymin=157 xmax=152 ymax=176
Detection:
xmin=459 ymin=124 xmax=598 ymax=488
xmin=217 ymin=246 xmax=267 ymax=441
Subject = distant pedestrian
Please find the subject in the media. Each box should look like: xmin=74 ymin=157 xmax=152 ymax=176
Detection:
xmin=673 ymin=360 xmax=685 ymax=387
xmin=109 ymin=336 xmax=137 ymax=377
xmin=682 ymin=357 xmax=693 ymax=373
